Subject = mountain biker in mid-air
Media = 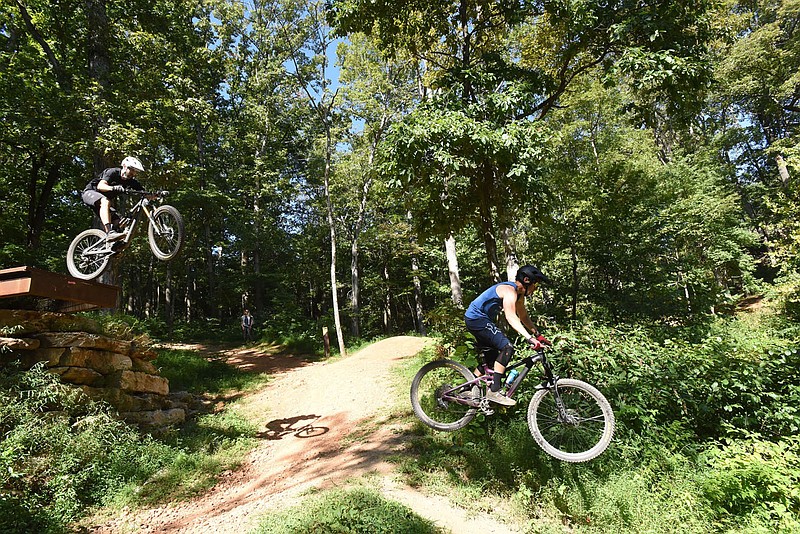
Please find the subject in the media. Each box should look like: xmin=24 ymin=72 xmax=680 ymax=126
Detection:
xmin=464 ymin=265 xmax=552 ymax=406
xmin=82 ymin=156 xmax=146 ymax=241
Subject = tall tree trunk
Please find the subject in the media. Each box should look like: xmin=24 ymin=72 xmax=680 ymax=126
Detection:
xmin=407 ymin=211 xmax=426 ymax=334
xmin=324 ymin=128 xmax=346 ymax=357
xmin=349 ymin=170 xmax=374 ymax=338
xmin=253 ymin=144 xmax=264 ymax=314
xmin=444 ymin=231 xmax=463 ymax=308
xmin=477 ymin=166 xmax=501 ymax=281
xmin=196 ymin=124 xmax=216 ymax=317
xmin=349 ymin=117 xmax=386 ymax=338
xmin=85 ymin=0 xmax=110 ymax=175
xmin=186 ymin=266 xmax=195 ymax=323
xmin=571 ymin=243 xmax=578 ymax=321
xmin=350 ymin=238 xmax=361 ymax=338
xmin=284 ymin=10 xmax=345 ymax=356
xmin=383 ymin=262 xmax=392 ymax=334
xmin=411 ymin=250 xmax=426 ymax=335
xmin=165 ymin=263 xmax=173 ymax=334
xmin=145 ymin=257 xmax=154 ymax=318
xmin=502 ymin=226 xmax=519 ymax=282
xmin=26 ymin=159 xmax=59 ymax=251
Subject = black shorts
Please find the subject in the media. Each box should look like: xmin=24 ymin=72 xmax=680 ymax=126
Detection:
xmin=82 ymin=189 xmax=106 ymax=208
xmin=82 ymin=190 xmax=118 ymax=219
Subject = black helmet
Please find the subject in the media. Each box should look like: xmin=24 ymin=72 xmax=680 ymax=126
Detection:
xmin=516 ymin=265 xmax=551 ymax=287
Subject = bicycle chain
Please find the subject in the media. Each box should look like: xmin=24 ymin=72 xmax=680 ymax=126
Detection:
xmin=479 ymin=398 xmax=494 ymax=416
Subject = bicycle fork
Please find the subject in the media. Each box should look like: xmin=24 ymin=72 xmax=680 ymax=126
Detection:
xmin=539 ymin=355 xmax=579 ymax=426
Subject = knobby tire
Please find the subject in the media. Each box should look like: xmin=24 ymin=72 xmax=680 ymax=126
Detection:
xmin=66 ymin=229 xmax=111 ymax=280
xmin=527 ymin=378 xmax=615 ymax=462
xmin=148 ymin=205 xmax=185 ymax=261
xmin=410 ymin=359 xmax=479 ymax=431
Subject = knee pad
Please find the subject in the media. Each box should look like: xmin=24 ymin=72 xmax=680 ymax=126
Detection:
xmin=498 ymin=344 xmax=515 ymax=366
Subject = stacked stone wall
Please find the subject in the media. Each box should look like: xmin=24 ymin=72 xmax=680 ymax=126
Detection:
xmin=0 ymin=310 xmax=186 ymax=428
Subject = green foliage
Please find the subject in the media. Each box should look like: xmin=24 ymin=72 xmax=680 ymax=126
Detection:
xmin=0 ymin=364 xmax=172 ymax=532
xmin=549 ymin=317 xmax=800 ymax=441
xmin=253 ymin=486 xmax=442 ymax=533
xmin=534 ymin=76 xmax=756 ymax=321
xmin=260 ymin=314 xmax=324 ymax=355
xmin=701 ymin=436 xmax=800 ymax=531
xmin=0 ymin=342 xmax=264 ymax=530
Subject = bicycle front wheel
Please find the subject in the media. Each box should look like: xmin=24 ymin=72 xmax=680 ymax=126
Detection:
xmin=67 ymin=229 xmax=112 ymax=280
xmin=527 ymin=378 xmax=615 ymax=462
xmin=410 ymin=359 xmax=479 ymax=432
xmin=148 ymin=205 xmax=185 ymax=261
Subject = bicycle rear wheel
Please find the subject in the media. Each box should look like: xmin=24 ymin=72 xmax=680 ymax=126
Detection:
xmin=410 ymin=359 xmax=479 ymax=432
xmin=148 ymin=205 xmax=185 ymax=261
xmin=66 ymin=229 xmax=112 ymax=280
xmin=527 ymin=378 xmax=615 ymax=462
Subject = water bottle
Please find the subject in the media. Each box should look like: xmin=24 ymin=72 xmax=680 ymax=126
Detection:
xmin=505 ymin=369 xmax=519 ymax=387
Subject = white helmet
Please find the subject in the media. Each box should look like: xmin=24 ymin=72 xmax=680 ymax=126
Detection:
xmin=121 ymin=156 xmax=145 ymax=172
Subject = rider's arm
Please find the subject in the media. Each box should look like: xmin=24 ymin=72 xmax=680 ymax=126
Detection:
xmin=516 ymin=299 xmax=539 ymax=337
xmin=96 ymin=179 xmax=115 ymax=193
xmin=499 ymin=284 xmax=533 ymax=341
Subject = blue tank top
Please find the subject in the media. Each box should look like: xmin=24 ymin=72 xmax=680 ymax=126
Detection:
xmin=464 ymin=282 xmax=517 ymax=322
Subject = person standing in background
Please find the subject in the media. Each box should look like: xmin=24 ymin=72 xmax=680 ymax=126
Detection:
xmin=241 ymin=309 xmax=254 ymax=342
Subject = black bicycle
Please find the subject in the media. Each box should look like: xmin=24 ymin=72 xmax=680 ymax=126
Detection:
xmin=410 ymin=344 xmax=615 ymax=462
xmin=67 ymin=190 xmax=185 ymax=280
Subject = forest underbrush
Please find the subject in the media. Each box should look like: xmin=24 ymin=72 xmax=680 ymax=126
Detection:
xmin=0 ymin=342 xmax=269 ymax=533
xmin=391 ymin=298 xmax=800 ymax=533
xmin=1 ymin=296 xmax=800 ymax=533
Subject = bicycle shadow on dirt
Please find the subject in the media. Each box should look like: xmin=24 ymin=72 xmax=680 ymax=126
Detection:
xmin=258 ymin=414 xmax=329 ymax=440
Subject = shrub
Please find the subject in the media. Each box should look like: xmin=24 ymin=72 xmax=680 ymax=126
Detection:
xmin=701 ymin=435 xmax=800 ymax=531
xmin=0 ymin=364 xmax=172 ymax=532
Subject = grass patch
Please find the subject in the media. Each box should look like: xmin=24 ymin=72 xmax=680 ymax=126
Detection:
xmin=154 ymin=348 xmax=272 ymax=394
xmin=251 ymin=485 xmax=443 ymax=533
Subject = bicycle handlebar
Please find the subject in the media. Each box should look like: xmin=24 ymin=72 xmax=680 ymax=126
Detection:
xmin=121 ymin=189 xmax=169 ymax=197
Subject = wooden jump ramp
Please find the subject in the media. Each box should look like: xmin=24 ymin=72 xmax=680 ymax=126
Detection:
xmin=0 ymin=266 xmax=119 ymax=312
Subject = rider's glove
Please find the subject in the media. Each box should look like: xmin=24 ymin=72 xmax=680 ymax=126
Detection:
xmin=112 ymin=185 xmax=125 ymax=192
xmin=527 ymin=336 xmax=543 ymax=350
xmin=536 ymin=334 xmax=552 ymax=346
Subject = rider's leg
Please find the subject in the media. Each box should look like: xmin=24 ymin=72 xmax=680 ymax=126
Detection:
xmin=82 ymin=190 xmax=122 ymax=239
xmin=97 ymin=198 xmax=125 ymax=240
xmin=98 ymin=197 xmax=112 ymax=229
xmin=473 ymin=348 xmax=497 ymax=377
xmin=465 ymin=319 xmax=516 ymax=405
xmin=473 ymin=322 xmax=511 ymax=392
xmin=491 ymin=344 xmax=515 ymax=393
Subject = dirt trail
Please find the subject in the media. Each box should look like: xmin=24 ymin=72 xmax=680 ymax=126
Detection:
xmin=89 ymin=336 xmax=519 ymax=534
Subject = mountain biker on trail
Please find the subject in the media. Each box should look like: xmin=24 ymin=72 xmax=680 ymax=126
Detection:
xmin=82 ymin=156 xmax=146 ymax=241
xmin=464 ymin=265 xmax=552 ymax=407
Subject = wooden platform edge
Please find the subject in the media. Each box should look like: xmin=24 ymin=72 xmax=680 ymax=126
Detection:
xmin=0 ymin=266 xmax=119 ymax=312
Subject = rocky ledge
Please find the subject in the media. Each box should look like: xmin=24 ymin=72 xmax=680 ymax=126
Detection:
xmin=0 ymin=310 xmax=187 ymax=429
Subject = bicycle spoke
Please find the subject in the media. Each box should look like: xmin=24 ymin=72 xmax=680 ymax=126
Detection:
xmin=67 ymin=230 xmax=111 ymax=280
xmin=528 ymin=379 xmax=615 ymax=462
xmin=148 ymin=206 xmax=184 ymax=260
xmin=410 ymin=360 xmax=479 ymax=431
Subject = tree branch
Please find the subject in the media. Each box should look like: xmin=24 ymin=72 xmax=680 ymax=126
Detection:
xmin=13 ymin=0 xmax=71 ymax=90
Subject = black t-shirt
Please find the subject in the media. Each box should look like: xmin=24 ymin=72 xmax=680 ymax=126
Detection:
xmin=84 ymin=167 xmax=144 ymax=195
